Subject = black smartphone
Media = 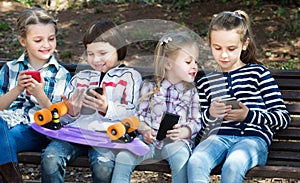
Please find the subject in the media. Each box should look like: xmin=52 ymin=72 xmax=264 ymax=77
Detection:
xmin=156 ymin=112 xmax=180 ymax=141
xmin=219 ymin=97 xmax=240 ymax=109
xmin=80 ymin=87 xmax=103 ymax=115
xmin=86 ymin=87 xmax=103 ymax=97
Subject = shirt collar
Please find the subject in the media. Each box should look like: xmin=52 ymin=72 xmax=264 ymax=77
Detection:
xmin=161 ymin=79 xmax=185 ymax=92
xmin=12 ymin=53 xmax=60 ymax=70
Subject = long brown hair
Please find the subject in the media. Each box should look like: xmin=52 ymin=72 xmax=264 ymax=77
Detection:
xmin=208 ymin=10 xmax=261 ymax=64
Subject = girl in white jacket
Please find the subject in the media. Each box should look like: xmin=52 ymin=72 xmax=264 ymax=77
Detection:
xmin=41 ymin=20 xmax=142 ymax=183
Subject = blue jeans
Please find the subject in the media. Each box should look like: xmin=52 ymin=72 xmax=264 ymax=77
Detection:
xmin=0 ymin=117 xmax=49 ymax=165
xmin=188 ymin=135 xmax=268 ymax=183
xmin=41 ymin=139 xmax=115 ymax=183
xmin=112 ymin=140 xmax=190 ymax=183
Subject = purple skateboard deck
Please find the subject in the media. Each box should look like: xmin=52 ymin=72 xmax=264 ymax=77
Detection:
xmin=31 ymin=123 xmax=150 ymax=156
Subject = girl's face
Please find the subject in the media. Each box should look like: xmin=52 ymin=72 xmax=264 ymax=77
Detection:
xmin=210 ymin=29 xmax=248 ymax=72
xmin=18 ymin=23 xmax=56 ymax=65
xmin=165 ymin=44 xmax=199 ymax=84
xmin=86 ymin=41 xmax=118 ymax=72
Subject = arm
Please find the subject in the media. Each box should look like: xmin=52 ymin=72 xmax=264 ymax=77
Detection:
xmin=244 ymin=69 xmax=290 ymax=130
xmin=104 ymin=69 xmax=143 ymax=120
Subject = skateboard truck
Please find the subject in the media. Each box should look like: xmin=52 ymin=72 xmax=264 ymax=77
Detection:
xmin=107 ymin=116 xmax=140 ymax=143
xmin=34 ymin=102 xmax=68 ymax=130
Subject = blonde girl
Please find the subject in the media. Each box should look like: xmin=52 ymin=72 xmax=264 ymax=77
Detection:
xmin=112 ymin=32 xmax=202 ymax=183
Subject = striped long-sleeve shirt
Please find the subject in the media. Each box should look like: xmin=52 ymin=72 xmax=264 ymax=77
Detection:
xmin=196 ymin=64 xmax=290 ymax=146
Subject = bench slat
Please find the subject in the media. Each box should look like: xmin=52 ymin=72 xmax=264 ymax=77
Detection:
xmin=270 ymin=141 xmax=300 ymax=151
xmin=245 ymin=166 xmax=300 ymax=179
xmin=274 ymin=128 xmax=300 ymax=140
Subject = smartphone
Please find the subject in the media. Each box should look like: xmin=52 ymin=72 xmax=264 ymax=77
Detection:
xmin=86 ymin=87 xmax=103 ymax=97
xmin=26 ymin=70 xmax=41 ymax=82
xmin=156 ymin=112 xmax=180 ymax=141
xmin=219 ymin=97 xmax=240 ymax=109
xmin=80 ymin=87 xmax=103 ymax=115
xmin=26 ymin=71 xmax=41 ymax=95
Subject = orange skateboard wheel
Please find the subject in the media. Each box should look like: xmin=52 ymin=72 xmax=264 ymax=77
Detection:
xmin=107 ymin=122 xmax=126 ymax=140
xmin=34 ymin=109 xmax=52 ymax=126
xmin=50 ymin=102 xmax=68 ymax=116
xmin=122 ymin=116 xmax=140 ymax=133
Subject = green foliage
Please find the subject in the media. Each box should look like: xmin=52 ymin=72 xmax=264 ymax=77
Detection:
xmin=16 ymin=0 xmax=34 ymax=6
xmin=276 ymin=7 xmax=289 ymax=19
xmin=0 ymin=22 xmax=10 ymax=31
xmin=60 ymin=51 xmax=72 ymax=59
xmin=56 ymin=39 xmax=65 ymax=46
xmin=266 ymin=59 xmax=300 ymax=70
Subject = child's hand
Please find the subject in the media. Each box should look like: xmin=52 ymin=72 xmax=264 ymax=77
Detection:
xmin=166 ymin=124 xmax=191 ymax=141
xmin=62 ymin=89 xmax=85 ymax=117
xmin=27 ymin=76 xmax=45 ymax=97
xmin=209 ymin=99 xmax=232 ymax=119
xmin=224 ymin=102 xmax=249 ymax=121
xmin=138 ymin=122 xmax=155 ymax=144
xmin=82 ymin=86 xmax=108 ymax=113
xmin=17 ymin=70 xmax=37 ymax=93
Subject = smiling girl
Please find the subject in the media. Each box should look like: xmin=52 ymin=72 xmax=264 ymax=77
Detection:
xmin=111 ymin=32 xmax=202 ymax=183
xmin=0 ymin=8 xmax=70 ymax=183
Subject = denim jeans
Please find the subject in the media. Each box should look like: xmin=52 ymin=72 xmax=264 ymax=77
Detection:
xmin=112 ymin=140 xmax=190 ymax=183
xmin=0 ymin=117 xmax=49 ymax=165
xmin=41 ymin=139 xmax=115 ymax=183
xmin=188 ymin=135 xmax=268 ymax=183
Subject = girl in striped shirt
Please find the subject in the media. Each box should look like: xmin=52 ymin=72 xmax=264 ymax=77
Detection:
xmin=188 ymin=10 xmax=290 ymax=183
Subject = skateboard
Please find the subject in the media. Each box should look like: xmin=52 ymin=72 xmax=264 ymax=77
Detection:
xmin=33 ymin=103 xmax=150 ymax=156
xmin=34 ymin=101 xmax=68 ymax=130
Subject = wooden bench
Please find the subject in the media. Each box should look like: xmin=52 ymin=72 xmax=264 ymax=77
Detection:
xmin=0 ymin=61 xmax=300 ymax=181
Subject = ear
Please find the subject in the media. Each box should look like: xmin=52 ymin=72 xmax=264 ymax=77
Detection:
xmin=242 ymin=38 xmax=250 ymax=51
xmin=18 ymin=35 xmax=26 ymax=47
xmin=164 ymin=60 xmax=173 ymax=70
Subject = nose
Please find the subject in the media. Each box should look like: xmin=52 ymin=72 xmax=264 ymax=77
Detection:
xmin=191 ymin=60 xmax=198 ymax=70
xmin=93 ymin=55 xmax=103 ymax=62
xmin=42 ymin=40 xmax=51 ymax=48
xmin=221 ymin=50 xmax=228 ymax=58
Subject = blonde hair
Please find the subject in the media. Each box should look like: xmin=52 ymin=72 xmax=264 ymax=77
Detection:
xmin=17 ymin=8 xmax=57 ymax=38
xmin=139 ymin=32 xmax=199 ymax=102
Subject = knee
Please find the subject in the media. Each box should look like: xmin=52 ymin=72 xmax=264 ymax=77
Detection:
xmin=90 ymin=151 xmax=115 ymax=182
xmin=41 ymin=147 xmax=65 ymax=174
xmin=115 ymin=151 xmax=136 ymax=165
xmin=221 ymin=159 xmax=245 ymax=177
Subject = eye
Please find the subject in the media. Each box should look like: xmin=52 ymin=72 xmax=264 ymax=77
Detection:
xmin=213 ymin=46 xmax=221 ymax=51
xmin=100 ymin=51 xmax=108 ymax=56
xmin=49 ymin=37 xmax=56 ymax=41
xmin=34 ymin=39 xmax=42 ymax=43
xmin=87 ymin=52 xmax=94 ymax=56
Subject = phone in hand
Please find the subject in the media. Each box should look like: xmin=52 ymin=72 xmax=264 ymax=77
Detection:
xmin=156 ymin=112 xmax=180 ymax=141
xmin=86 ymin=87 xmax=103 ymax=97
xmin=26 ymin=70 xmax=41 ymax=95
xmin=81 ymin=87 xmax=103 ymax=115
xmin=219 ymin=97 xmax=240 ymax=109
xmin=26 ymin=70 xmax=41 ymax=82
